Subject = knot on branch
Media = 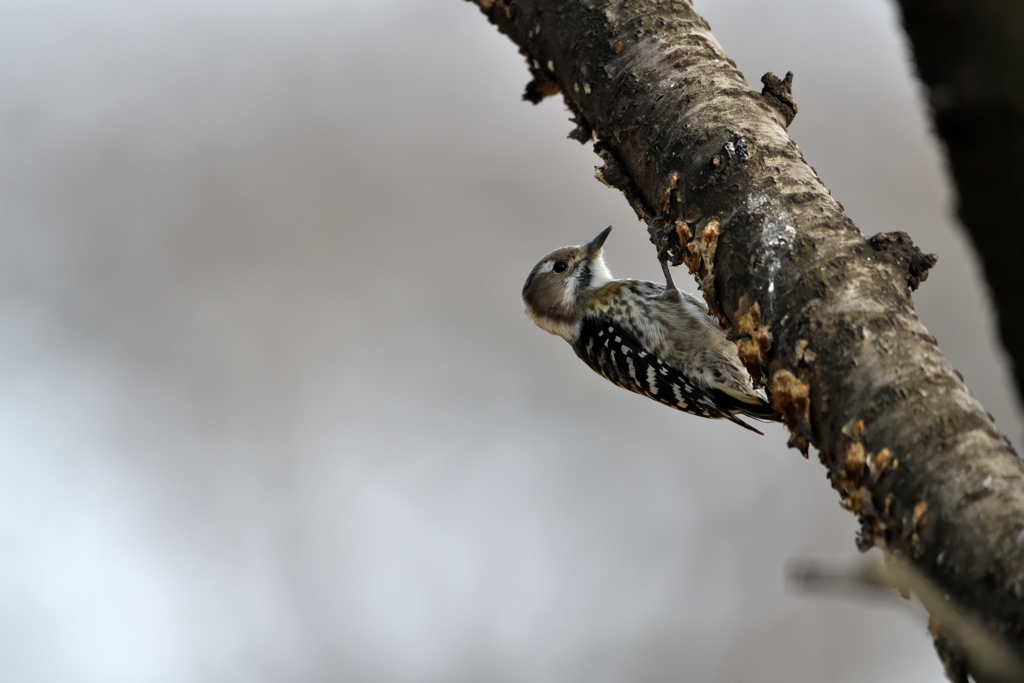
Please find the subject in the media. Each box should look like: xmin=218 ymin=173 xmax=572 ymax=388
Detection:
xmin=698 ymin=135 xmax=751 ymax=189
xmin=523 ymin=58 xmax=559 ymax=104
xmin=567 ymin=112 xmax=593 ymax=142
xmin=868 ymin=231 xmax=939 ymax=291
xmin=761 ymin=71 xmax=798 ymax=127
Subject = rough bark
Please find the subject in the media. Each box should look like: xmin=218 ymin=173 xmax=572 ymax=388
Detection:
xmin=894 ymin=0 xmax=1024 ymax=406
xmin=467 ymin=0 xmax=1024 ymax=678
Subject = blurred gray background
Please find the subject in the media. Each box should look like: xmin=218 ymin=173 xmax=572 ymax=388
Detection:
xmin=1 ymin=0 xmax=1020 ymax=681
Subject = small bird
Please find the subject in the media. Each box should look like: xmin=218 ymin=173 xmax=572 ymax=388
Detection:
xmin=522 ymin=226 xmax=776 ymax=434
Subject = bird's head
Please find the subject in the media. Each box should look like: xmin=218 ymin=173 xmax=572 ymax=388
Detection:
xmin=522 ymin=226 xmax=614 ymax=341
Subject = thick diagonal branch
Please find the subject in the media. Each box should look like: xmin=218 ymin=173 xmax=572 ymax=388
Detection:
xmin=468 ymin=0 xmax=1024 ymax=678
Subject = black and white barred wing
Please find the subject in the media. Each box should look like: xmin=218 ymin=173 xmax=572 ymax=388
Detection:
xmin=572 ymin=316 xmax=764 ymax=434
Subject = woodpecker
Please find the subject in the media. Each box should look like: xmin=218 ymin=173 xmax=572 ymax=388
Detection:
xmin=522 ymin=226 xmax=777 ymax=434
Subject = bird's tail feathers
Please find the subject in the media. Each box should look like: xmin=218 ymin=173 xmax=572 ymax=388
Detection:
xmin=711 ymin=388 xmax=779 ymax=422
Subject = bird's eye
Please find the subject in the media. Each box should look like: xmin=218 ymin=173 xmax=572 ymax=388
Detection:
xmin=553 ymin=261 xmax=568 ymax=273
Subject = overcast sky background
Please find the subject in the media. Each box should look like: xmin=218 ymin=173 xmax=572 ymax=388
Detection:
xmin=1 ymin=1 xmax=1021 ymax=682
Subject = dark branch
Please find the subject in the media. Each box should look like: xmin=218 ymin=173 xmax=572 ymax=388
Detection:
xmin=895 ymin=0 xmax=1024 ymax=405
xmin=467 ymin=0 xmax=1024 ymax=678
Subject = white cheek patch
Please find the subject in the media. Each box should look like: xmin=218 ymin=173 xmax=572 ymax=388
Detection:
xmin=539 ymin=260 xmax=555 ymax=273
xmin=562 ymin=267 xmax=588 ymax=307
xmin=562 ymin=276 xmax=578 ymax=307
xmin=588 ymin=252 xmax=614 ymax=288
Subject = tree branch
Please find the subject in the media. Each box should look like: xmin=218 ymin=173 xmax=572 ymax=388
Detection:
xmin=894 ymin=0 xmax=1024 ymax=406
xmin=789 ymin=557 xmax=1024 ymax=682
xmin=467 ymin=0 xmax=1024 ymax=677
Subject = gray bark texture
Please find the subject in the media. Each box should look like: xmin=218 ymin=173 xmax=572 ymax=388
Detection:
xmin=893 ymin=0 xmax=1024 ymax=410
xmin=467 ymin=0 xmax=1024 ymax=679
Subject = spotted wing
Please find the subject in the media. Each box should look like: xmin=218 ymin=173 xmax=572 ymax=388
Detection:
xmin=572 ymin=316 xmax=763 ymax=434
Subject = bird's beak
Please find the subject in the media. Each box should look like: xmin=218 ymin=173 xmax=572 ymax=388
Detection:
xmin=584 ymin=226 xmax=612 ymax=256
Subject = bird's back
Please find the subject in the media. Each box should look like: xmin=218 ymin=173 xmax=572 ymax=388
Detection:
xmin=574 ymin=278 xmax=776 ymax=430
